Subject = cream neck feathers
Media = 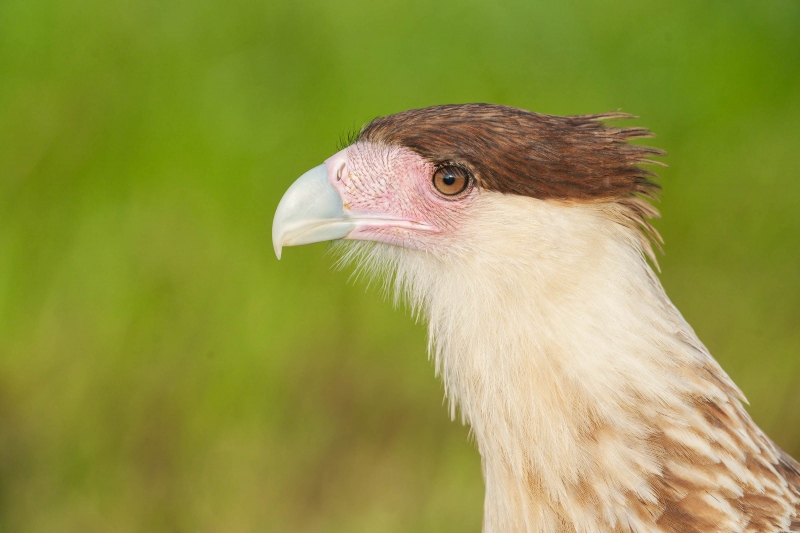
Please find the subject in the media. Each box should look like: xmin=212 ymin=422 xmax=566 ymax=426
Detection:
xmin=335 ymin=191 xmax=799 ymax=533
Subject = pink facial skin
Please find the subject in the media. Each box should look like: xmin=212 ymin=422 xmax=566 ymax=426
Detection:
xmin=324 ymin=142 xmax=477 ymax=252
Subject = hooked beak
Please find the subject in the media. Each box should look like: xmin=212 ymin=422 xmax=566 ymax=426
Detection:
xmin=273 ymin=154 xmax=438 ymax=259
xmin=271 ymin=164 xmax=354 ymax=259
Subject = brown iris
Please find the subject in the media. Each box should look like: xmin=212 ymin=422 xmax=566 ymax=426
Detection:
xmin=432 ymin=165 xmax=471 ymax=196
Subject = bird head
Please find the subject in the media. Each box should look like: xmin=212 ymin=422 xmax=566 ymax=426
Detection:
xmin=273 ymin=104 xmax=663 ymax=270
xmin=271 ymin=106 xmax=800 ymax=533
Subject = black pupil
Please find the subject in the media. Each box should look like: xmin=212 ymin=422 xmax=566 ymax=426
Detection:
xmin=443 ymin=173 xmax=456 ymax=186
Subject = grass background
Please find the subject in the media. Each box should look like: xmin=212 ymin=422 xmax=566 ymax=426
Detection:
xmin=1 ymin=0 xmax=798 ymax=531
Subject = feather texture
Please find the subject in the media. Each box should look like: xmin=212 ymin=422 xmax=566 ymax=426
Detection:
xmin=334 ymin=191 xmax=800 ymax=533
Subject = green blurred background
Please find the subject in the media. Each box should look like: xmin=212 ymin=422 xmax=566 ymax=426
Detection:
xmin=1 ymin=0 xmax=799 ymax=531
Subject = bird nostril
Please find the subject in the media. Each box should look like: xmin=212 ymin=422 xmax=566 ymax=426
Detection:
xmin=336 ymin=163 xmax=346 ymax=181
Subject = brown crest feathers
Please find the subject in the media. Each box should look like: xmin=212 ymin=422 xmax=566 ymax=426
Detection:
xmin=358 ymin=103 xmax=665 ymax=203
xmin=359 ymin=104 xmax=666 ymax=260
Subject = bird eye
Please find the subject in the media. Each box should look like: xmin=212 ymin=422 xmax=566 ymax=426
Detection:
xmin=432 ymin=166 xmax=471 ymax=197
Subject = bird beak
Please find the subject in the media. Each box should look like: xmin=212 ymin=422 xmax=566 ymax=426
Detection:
xmin=274 ymin=150 xmax=439 ymax=259
xmin=272 ymin=163 xmax=355 ymax=259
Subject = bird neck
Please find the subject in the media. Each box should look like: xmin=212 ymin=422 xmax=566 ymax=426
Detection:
xmin=414 ymin=197 xmax=747 ymax=532
xmin=343 ymin=193 xmax=796 ymax=532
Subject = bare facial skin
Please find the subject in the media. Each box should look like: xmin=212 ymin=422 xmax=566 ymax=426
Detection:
xmin=326 ymin=142 xmax=476 ymax=252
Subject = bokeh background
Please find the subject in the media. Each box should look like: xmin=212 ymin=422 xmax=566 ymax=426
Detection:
xmin=1 ymin=0 xmax=799 ymax=531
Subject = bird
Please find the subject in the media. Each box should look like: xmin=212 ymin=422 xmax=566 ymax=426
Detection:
xmin=272 ymin=104 xmax=800 ymax=533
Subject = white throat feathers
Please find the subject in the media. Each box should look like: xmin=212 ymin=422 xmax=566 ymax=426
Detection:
xmin=335 ymin=191 xmax=800 ymax=533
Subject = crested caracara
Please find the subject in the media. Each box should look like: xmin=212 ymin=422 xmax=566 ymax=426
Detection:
xmin=272 ymin=104 xmax=800 ymax=533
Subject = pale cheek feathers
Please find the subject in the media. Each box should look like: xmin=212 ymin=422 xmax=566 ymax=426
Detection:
xmin=336 ymin=142 xmax=472 ymax=247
